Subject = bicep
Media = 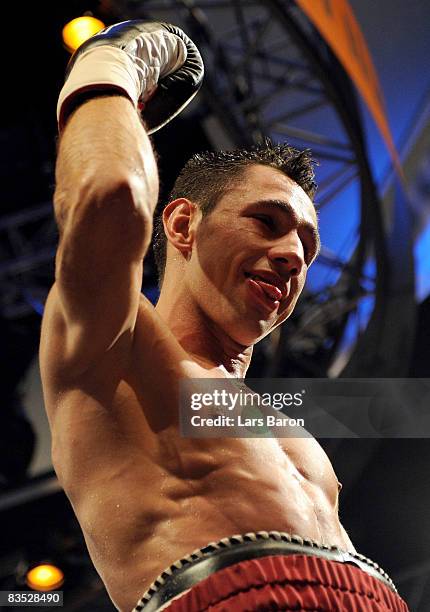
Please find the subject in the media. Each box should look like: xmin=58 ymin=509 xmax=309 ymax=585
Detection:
xmin=50 ymin=178 xmax=151 ymax=374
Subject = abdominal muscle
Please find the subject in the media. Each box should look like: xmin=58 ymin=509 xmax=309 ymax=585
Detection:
xmin=72 ymin=413 xmax=352 ymax=611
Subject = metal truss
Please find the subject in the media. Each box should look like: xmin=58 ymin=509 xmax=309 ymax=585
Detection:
xmin=0 ymin=204 xmax=56 ymax=319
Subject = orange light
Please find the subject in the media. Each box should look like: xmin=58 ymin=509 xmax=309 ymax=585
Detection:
xmin=26 ymin=564 xmax=64 ymax=591
xmin=62 ymin=16 xmax=105 ymax=54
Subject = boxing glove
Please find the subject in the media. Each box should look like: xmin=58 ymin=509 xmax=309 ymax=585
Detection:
xmin=57 ymin=20 xmax=204 ymax=134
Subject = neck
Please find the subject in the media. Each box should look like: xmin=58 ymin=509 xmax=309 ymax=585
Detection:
xmin=155 ymin=286 xmax=253 ymax=378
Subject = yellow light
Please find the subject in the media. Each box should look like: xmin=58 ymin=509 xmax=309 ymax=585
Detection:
xmin=62 ymin=16 xmax=105 ymax=54
xmin=26 ymin=564 xmax=64 ymax=591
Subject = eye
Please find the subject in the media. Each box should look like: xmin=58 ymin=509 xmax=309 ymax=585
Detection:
xmin=298 ymin=229 xmax=318 ymax=265
xmin=303 ymin=242 xmax=317 ymax=265
xmin=303 ymin=245 xmax=311 ymax=264
xmin=253 ymin=215 xmax=275 ymax=230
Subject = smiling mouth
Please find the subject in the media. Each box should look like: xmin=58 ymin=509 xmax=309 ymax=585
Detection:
xmin=244 ymin=272 xmax=284 ymax=299
xmin=244 ymin=272 xmax=284 ymax=313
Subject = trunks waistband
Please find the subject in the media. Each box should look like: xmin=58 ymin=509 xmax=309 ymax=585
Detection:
xmin=132 ymin=531 xmax=397 ymax=612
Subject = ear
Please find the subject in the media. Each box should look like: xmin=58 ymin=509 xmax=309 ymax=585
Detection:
xmin=163 ymin=198 xmax=200 ymax=258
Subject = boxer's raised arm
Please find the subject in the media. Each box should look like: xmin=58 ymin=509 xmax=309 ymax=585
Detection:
xmin=48 ymin=94 xmax=157 ymax=378
xmin=41 ymin=21 xmax=203 ymax=381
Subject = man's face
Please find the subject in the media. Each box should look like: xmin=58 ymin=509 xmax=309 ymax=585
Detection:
xmin=185 ymin=164 xmax=320 ymax=346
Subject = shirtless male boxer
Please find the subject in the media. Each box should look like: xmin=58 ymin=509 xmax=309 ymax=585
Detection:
xmin=40 ymin=21 xmax=408 ymax=612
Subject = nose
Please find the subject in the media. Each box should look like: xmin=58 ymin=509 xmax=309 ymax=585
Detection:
xmin=267 ymin=232 xmax=305 ymax=278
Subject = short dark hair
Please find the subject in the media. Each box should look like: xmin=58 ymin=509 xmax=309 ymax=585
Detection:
xmin=153 ymin=139 xmax=317 ymax=284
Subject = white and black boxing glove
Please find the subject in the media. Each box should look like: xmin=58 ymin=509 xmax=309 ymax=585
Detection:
xmin=57 ymin=20 xmax=204 ymax=133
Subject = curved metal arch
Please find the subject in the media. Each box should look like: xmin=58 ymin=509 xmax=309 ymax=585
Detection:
xmin=263 ymin=0 xmax=393 ymax=375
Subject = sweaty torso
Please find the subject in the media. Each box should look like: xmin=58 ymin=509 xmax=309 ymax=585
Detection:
xmin=43 ymin=297 xmax=354 ymax=611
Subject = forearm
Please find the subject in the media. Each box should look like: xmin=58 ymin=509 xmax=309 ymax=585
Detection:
xmin=54 ymin=94 xmax=159 ymax=257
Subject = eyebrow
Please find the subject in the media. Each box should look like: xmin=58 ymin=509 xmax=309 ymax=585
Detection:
xmin=251 ymin=199 xmax=321 ymax=258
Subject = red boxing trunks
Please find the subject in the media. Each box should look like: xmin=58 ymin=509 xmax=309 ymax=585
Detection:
xmin=133 ymin=531 xmax=409 ymax=611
